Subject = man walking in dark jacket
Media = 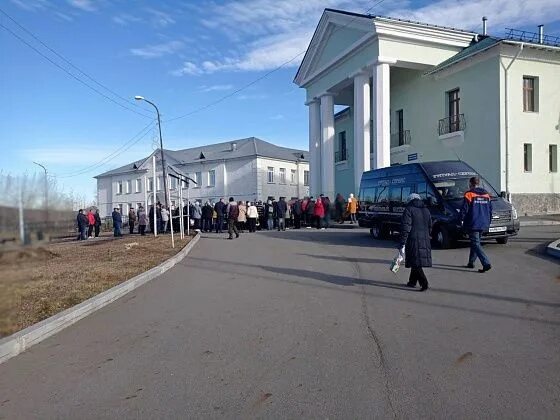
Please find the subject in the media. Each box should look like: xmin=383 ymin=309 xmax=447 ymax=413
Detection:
xmin=76 ymin=209 xmax=88 ymax=240
xmin=400 ymin=193 xmax=432 ymax=291
xmin=94 ymin=209 xmax=102 ymax=237
xmin=292 ymin=199 xmax=302 ymax=229
xmin=461 ymin=176 xmax=493 ymax=272
xmin=112 ymin=207 xmax=123 ymax=237
xmin=225 ymin=197 xmax=240 ymax=240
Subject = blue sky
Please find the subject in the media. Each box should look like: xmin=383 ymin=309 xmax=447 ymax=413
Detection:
xmin=1 ymin=0 xmax=559 ymax=202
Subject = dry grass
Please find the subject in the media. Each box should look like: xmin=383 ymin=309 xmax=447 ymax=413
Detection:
xmin=0 ymin=234 xmax=191 ymax=338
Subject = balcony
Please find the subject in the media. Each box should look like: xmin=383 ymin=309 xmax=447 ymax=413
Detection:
xmin=335 ymin=148 xmax=348 ymax=163
xmin=438 ymin=114 xmax=466 ymax=136
xmin=390 ymin=130 xmax=411 ymax=148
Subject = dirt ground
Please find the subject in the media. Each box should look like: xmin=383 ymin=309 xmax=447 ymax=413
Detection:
xmin=0 ymin=233 xmax=192 ymax=338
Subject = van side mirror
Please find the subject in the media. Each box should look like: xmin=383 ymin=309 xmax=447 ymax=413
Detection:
xmin=500 ymin=191 xmax=506 ymax=199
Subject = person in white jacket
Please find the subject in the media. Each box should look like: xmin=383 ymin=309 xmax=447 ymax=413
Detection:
xmin=246 ymin=202 xmax=258 ymax=233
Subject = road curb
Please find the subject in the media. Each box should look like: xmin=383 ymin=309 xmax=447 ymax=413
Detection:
xmin=546 ymin=238 xmax=560 ymax=259
xmin=520 ymin=220 xmax=560 ymax=227
xmin=0 ymin=233 xmax=200 ymax=365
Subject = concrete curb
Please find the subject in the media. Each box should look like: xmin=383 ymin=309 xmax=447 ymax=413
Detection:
xmin=0 ymin=234 xmax=200 ymax=365
xmin=546 ymin=239 xmax=560 ymax=259
xmin=520 ymin=220 xmax=560 ymax=227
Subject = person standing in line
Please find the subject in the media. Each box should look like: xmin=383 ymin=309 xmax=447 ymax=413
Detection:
xmin=202 ymin=201 xmax=213 ymax=232
xmin=292 ymin=199 xmax=302 ymax=229
xmin=156 ymin=202 xmax=163 ymax=232
xmin=94 ymin=209 xmax=102 ymax=237
xmin=128 ymin=207 xmax=137 ymax=235
xmin=237 ymin=201 xmax=247 ymax=232
xmin=306 ymin=197 xmax=315 ymax=229
xmin=247 ymin=202 xmax=258 ymax=232
xmin=149 ymin=205 xmax=155 ymax=233
xmin=335 ymin=193 xmax=345 ymax=223
xmin=138 ymin=205 xmax=147 ymax=236
xmin=301 ymin=197 xmax=309 ymax=227
xmin=191 ymin=202 xmax=202 ymax=230
xmin=321 ymin=195 xmax=331 ymax=229
xmin=347 ymin=193 xmax=358 ymax=224
xmin=112 ymin=207 xmax=122 ymax=237
xmin=400 ymin=193 xmax=432 ymax=291
xmin=313 ymin=197 xmax=325 ymax=229
xmin=87 ymin=209 xmax=95 ymax=238
xmin=285 ymin=200 xmax=292 ymax=229
xmin=265 ymin=200 xmax=275 ymax=230
xmin=161 ymin=206 xmax=170 ymax=233
xmin=225 ymin=197 xmax=240 ymax=240
xmin=215 ymin=198 xmax=225 ymax=233
xmin=461 ymin=176 xmax=493 ymax=273
xmin=276 ymin=197 xmax=288 ymax=231
xmin=76 ymin=209 xmax=88 ymax=240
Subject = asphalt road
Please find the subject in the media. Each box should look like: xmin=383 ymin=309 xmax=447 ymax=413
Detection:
xmin=0 ymin=226 xmax=559 ymax=419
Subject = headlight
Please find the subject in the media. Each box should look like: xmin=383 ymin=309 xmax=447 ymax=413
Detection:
xmin=512 ymin=206 xmax=518 ymax=220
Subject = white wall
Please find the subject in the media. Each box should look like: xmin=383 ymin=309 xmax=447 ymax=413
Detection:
xmin=257 ymin=157 xmax=310 ymax=200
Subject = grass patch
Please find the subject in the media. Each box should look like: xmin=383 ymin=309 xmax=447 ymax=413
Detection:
xmin=0 ymin=234 xmax=191 ymax=338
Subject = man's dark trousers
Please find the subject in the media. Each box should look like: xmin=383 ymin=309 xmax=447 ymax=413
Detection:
xmin=228 ymin=219 xmax=239 ymax=239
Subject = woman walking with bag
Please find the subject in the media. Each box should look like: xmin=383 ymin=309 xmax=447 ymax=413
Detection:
xmin=400 ymin=193 xmax=432 ymax=291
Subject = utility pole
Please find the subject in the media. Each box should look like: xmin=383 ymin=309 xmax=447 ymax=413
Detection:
xmin=33 ymin=161 xmax=48 ymax=228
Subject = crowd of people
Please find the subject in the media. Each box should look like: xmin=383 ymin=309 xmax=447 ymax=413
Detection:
xmin=76 ymin=193 xmax=360 ymax=241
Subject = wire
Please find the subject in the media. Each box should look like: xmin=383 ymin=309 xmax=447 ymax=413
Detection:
xmin=0 ymin=8 xmax=150 ymax=116
xmin=0 ymin=22 xmax=151 ymax=119
xmin=51 ymin=121 xmax=156 ymax=178
xmin=165 ymin=0 xmax=386 ymax=123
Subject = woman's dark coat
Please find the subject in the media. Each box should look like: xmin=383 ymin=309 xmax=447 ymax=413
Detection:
xmin=400 ymin=199 xmax=432 ymax=268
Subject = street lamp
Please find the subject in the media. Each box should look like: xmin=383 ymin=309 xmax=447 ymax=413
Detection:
xmin=135 ymin=95 xmax=169 ymax=209
xmin=33 ymin=161 xmax=48 ymax=228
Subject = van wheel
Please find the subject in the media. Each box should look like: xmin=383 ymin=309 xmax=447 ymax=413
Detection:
xmin=496 ymin=237 xmax=508 ymax=245
xmin=433 ymin=225 xmax=452 ymax=249
xmin=371 ymin=224 xmax=383 ymax=240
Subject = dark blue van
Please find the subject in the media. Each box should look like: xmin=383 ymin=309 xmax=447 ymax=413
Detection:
xmin=358 ymin=161 xmax=520 ymax=248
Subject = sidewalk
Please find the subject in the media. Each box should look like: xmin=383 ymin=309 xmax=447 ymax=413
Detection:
xmin=519 ymin=214 xmax=560 ymax=227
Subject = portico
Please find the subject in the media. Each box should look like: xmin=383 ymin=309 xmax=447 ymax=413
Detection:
xmin=295 ymin=9 xmax=475 ymax=197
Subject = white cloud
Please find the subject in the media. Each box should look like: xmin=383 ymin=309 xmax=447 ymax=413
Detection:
xmin=67 ymin=0 xmax=96 ymax=12
xmin=237 ymin=93 xmax=268 ymax=100
xmin=145 ymin=7 xmax=175 ymax=28
xmin=10 ymin=0 xmax=50 ymax=11
xmin=171 ymin=61 xmax=202 ymax=76
xmin=270 ymin=114 xmax=284 ymax=120
xmin=199 ymin=84 xmax=234 ymax=92
xmin=185 ymin=0 xmax=560 ymax=75
xmin=112 ymin=13 xmax=142 ymax=26
xmin=130 ymin=40 xmax=184 ymax=59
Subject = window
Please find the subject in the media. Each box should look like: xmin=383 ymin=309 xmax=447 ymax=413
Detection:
xmin=523 ymin=76 xmax=538 ymax=112
xmin=375 ymin=186 xmax=389 ymax=203
xmin=396 ymin=109 xmax=404 ymax=146
xmin=125 ymin=180 xmax=132 ymax=194
xmin=279 ymin=168 xmax=286 ymax=184
xmin=147 ymin=178 xmax=153 ymax=192
xmin=550 ymin=145 xmax=558 ymax=173
xmin=128 ymin=203 xmax=133 ymax=212
xmin=524 ymin=143 xmax=532 ymax=172
xmin=447 ymin=88 xmax=460 ymax=132
xmin=303 ymin=170 xmax=309 ymax=186
xmin=267 ymin=167 xmax=274 ymax=183
xmin=194 ymin=172 xmax=202 ymax=187
xmin=135 ymin=179 xmax=142 ymax=193
xmin=156 ymin=177 xmax=162 ymax=191
xmin=208 ymin=170 xmax=216 ymax=187
xmin=119 ymin=204 xmax=124 ymax=214
xmin=337 ymin=131 xmax=347 ymax=162
xmin=170 ymin=177 xmax=176 ymax=190
xmin=116 ymin=181 xmax=123 ymax=195
xmin=290 ymin=169 xmax=296 ymax=184
xmin=389 ymin=186 xmax=403 ymax=205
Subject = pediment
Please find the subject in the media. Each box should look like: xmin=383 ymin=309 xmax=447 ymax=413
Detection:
xmin=294 ymin=10 xmax=373 ymax=87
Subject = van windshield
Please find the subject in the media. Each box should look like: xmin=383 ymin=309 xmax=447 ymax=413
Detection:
xmin=433 ymin=177 xmax=498 ymax=201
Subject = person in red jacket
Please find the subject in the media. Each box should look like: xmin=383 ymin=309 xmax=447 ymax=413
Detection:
xmin=313 ymin=197 xmax=325 ymax=229
xmin=87 ymin=209 xmax=96 ymax=238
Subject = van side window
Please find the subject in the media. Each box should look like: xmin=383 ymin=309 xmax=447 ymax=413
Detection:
xmin=416 ymin=182 xmax=427 ymax=199
xmin=389 ymin=186 xmax=402 ymax=205
xmin=363 ymin=188 xmax=375 ymax=203
xmin=375 ymin=186 xmax=388 ymax=203
xmin=401 ymin=186 xmax=412 ymax=202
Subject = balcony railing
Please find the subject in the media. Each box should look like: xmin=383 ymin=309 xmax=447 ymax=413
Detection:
xmin=335 ymin=149 xmax=348 ymax=163
xmin=391 ymin=130 xmax=411 ymax=147
xmin=438 ymin=114 xmax=466 ymax=136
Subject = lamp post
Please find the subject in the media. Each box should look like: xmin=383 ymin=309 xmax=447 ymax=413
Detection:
xmin=33 ymin=161 xmax=48 ymax=227
xmin=134 ymin=96 xmax=169 ymax=209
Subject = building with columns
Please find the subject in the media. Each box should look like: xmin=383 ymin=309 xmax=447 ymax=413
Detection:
xmin=295 ymin=9 xmax=560 ymax=215
xmin=95 ymin=137 xmax=309 ymax=218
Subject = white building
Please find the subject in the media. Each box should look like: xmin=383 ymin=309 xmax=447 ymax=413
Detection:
xmin=95 ymin=137 xmax=309 ymax=218
xmin=295 ymin=9 xmax=560 ymax=215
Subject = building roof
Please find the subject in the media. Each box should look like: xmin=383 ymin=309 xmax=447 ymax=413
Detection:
xmin=95 ymin=137 xmax=308 ymax=178
xmin=425 ymin=36 xmax=502 ymax=75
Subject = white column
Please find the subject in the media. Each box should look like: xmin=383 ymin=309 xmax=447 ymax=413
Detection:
xmin=353 ymin=70 xmax=371 ymax=192
xmin=372 ymin=60 xmax=393 ymax=169
xmin=307 ymin=99 xmax=321 ymax=197
xmin=320 ymin=94 xmax=335 ymax=199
